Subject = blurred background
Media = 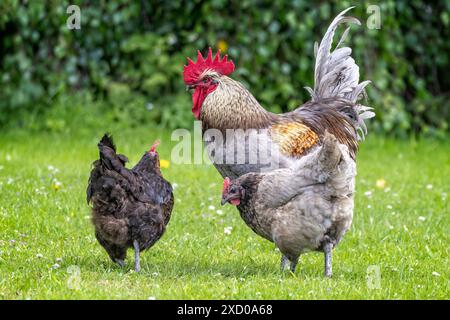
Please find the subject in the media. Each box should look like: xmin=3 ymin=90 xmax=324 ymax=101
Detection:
xmin=0 ymin=0 xmax=448 ymax=138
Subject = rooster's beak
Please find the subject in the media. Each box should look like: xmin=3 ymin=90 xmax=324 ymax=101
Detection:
xmin=186 ymin=85 xmax=195 ymax=91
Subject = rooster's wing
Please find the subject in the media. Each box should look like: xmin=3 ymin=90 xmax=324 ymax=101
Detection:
xmin=269 ymin=121 xmax=320 ymax=158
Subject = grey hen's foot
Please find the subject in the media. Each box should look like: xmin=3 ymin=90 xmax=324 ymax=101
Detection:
xmin=281 ymin=255 xmax=298 ymax=273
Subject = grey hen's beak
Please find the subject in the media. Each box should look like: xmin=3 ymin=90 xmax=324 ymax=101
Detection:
xmin=221 ymin=195 xmax=233 ymax=206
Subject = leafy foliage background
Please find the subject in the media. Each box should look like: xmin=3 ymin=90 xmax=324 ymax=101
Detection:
xmin=0 ymin=0 xmax=448 ymax=137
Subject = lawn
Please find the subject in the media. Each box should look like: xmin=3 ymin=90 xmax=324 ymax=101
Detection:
xmin=0 ymin=127 xmax=448 ymax=299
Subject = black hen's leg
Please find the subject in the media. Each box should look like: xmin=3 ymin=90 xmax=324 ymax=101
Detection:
xmin=95 ymin=232 xmax=126 ymax=267
xmin=133 ymin=240 xmax=141 ymax=272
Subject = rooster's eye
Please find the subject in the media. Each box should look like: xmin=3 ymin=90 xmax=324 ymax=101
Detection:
xmin=203 ymin=78 xmax=209 ymax=83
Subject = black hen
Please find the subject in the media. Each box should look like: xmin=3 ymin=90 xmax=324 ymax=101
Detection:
xmin=87 ymin=134 xmax=174 ymax=272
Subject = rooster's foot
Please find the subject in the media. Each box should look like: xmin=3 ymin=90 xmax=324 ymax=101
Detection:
xmin=133 ymin=240 xmax=141 ymax=272
xmin=323 ymin=242 xmax=333 ymax=278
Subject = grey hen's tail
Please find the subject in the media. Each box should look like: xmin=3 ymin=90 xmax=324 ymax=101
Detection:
xmin=292 ymin=131 xmax=352 ymax=184
xmin=316 ymin=132 xmax=342 ymax=181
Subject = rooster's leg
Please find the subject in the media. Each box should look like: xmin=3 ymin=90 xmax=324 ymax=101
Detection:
xmin=323 ymin=242 xmax=333 ymax=277
xmin=133 ymin=240 xmax=141 ymax=272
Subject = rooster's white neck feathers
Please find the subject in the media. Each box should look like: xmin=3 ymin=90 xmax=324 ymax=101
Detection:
xmin=201 ymin=76 xmax=273 ymax=130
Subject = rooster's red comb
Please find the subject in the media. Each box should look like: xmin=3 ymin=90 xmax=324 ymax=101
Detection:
xmin=222 ymin=177 xmax=231 ymax=192
xmin=183 ymin=48 xmax=235 ymax=84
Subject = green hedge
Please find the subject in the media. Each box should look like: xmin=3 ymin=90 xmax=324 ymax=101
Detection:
xmin=0 ymin=0 xmax=448 ymax=137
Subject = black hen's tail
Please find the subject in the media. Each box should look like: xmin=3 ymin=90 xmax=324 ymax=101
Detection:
xmin=98 ymin=134 xmax=128 ymax=172
xmin=87 ymin=134 xmax=130 ymax=204
xmin=99 ymin=133 xmax=116 ymax=152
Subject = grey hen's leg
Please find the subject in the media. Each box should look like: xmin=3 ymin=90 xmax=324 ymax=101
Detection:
xmin=290 ymin=258 xmax=298 ymax=273
xmin=281 ymin=255 xmax=298 ymax=273
xmin=133 ymin=240 xmax=141 ymax=272
xmin=323 ymin=242 xmax=333 ymax=278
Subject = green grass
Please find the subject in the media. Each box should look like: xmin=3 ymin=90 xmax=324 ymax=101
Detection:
xmin=0 ymin=127 xmax=448 ymax=299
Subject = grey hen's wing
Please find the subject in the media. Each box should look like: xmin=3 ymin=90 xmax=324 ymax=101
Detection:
xmin=256 ymin=133 xmax=345 ymax=208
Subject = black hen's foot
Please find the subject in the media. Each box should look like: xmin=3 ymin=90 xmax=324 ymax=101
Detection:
xmin=114 ymin=259 xmax=125 ymax=268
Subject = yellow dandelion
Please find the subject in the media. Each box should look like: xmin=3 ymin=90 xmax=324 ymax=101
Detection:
xmin=217 ymin=40 xmax=228 ymax=53
xmin=160 ymin=159 xmax=170 ymax=169
xmin=376 ymin=179 xmax=386 ymax=189
xmin=52 ymin=180 xmax=62 ymax=191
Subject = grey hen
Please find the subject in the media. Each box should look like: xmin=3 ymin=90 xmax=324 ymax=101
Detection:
xmin=221 ymin=132 xmax=355 ymax=277
xmin=87 ymin=134 xmax=174 ymax=272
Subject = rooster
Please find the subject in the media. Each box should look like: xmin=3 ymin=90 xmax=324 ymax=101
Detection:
xmin=183 ymin=7 xmax=374 ymax=272
xmin=87 ymin=134 xmax=174 ymax=272
xmin=221 ymin=132 xmax=354 ymax=276
xmin=183 ymin=7 xmax=374 ymax=179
